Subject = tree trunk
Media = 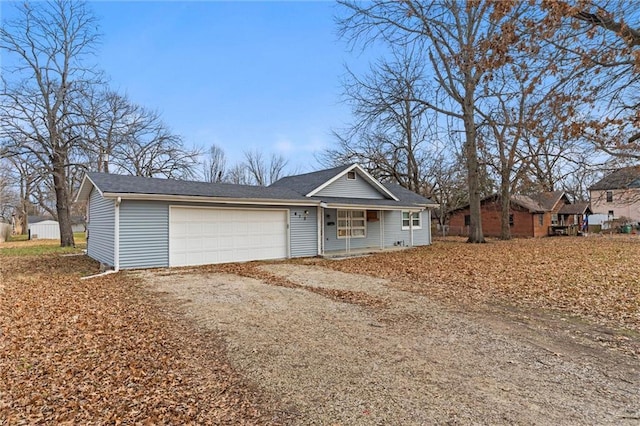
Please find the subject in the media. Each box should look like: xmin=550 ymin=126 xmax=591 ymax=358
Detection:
xmin=500 ymin=174 xmax=511 ymax=240
xmin=52 ymin=153 xmax=75 ymax=247
xmin=463 ymin=95 xmax=485 ymax=243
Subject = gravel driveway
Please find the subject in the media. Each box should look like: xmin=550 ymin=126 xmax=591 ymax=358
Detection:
xmin=142 ymin=263 xmax=639 ymax=425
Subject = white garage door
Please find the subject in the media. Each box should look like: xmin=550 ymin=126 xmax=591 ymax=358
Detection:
xmin=169 ymin=207 xmax=288 ymax=267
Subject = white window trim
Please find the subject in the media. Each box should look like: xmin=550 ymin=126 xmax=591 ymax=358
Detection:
xmin=337 ymin=209 xmax=366 ymax=239
xmin=346 ymin=171 xmax=357 ymax=180
xmin=401 ymin=211 xmax=422 ymax=230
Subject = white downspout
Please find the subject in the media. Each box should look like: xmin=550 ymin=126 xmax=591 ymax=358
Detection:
xmin=426 ymin=209 xmax=431 ymax=245
xmin=114 ymin=196 xmax=121 ymax=272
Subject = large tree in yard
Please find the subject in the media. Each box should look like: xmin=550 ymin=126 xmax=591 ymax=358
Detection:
xmin=338 ymin=1 xmax=539 ymax=243
xmin=0 ymin=0 xmax=101 ymax=246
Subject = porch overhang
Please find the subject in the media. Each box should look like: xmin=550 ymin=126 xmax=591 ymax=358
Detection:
xmin=319 ymin=202 xmax=433 ymax=211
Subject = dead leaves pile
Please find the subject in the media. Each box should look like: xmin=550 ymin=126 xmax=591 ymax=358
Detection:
xmin=0 ymin=255 xmax=275 ymax=424
xmin=323 ymin=237 xmax=640 ymax=334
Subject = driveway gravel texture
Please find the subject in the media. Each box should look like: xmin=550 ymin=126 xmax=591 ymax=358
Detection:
xmin=142 ymin=262 xmax=640 ymax=425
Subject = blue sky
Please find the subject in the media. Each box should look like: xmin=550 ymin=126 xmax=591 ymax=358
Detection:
xmin=90 ymin=1 xmax=373 ymax=173
xmin=1 ymin=0 xmax=380 ymax=173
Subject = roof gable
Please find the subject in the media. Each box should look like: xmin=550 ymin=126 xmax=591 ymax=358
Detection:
xmin=529 ymin=190 xmax=567 ymax=211
xmin=270 ymin=164 xmax=399 ymax=201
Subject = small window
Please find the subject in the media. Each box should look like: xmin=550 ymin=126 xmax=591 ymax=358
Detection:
xmin=402 ymin=211 xmax=421 ymax=229
xmin=606 ymin=191 xmax=613 ymax=202
xmin=608 ymin=210 xmax=614 ymax=217
xmin=464 ymin=215 xmax=471 ymax=226
xmin=346 ymin=171 xmax=356 ymax=180
xmin=509 ymin=214 xmax=514 ymax=227
xmin=551 ymin=214 xmax=558 ymax=225
xmin=538 ymin=214 xmax=544 ymax=226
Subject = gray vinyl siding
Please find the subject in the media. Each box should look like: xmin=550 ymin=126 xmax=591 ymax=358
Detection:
xmin=87 ymin=189 xmax=115 ymax=266
xmin=324 ymin=208 xmax=383 ymax=251
xmin=316 ymin=173 xmax=386 ymax=199
xmin=289 ymin=207 xmax=318 ymax=257
xmin=117 ymin=200 xmax=318 ymax=269
xmin=119 ymin=200 xmax=169 ymax=269
xmin=383 ymin=210 xmax=430 ymax=247
xmin=324 ymin=209 xmax=430 ymax=252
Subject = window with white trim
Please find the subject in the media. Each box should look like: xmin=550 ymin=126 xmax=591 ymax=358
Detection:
xmin=402 ymin=211 xmax=422 ymax=229
xmin=346 ymin=171 xmax=357 ymax=180
xmin=337 ymin=210 xmax=366 ymax=238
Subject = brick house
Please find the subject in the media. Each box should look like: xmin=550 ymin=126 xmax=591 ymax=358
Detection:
xmin=589 ymin=166 xmax=640 ymax=224
xmin=448 ymin=191 xmax=591 ymax=238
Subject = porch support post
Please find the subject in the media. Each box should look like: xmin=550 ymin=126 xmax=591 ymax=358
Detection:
xmin=317 ymin=205 xmax=323 ymax=256
xmin=380 ymin=210 xmax=384 ymax=249
xmin=409 ymin=211 xmax=414 ymax=247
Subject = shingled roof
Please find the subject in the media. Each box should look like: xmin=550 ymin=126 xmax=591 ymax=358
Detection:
xmin=269 ymin=164 xmax=353 ymax=195
xmin=78 ymin=165 xmax=435 ymax=209
xmin=510 ymin=194 xmax=546 ymax=213
xmin=558 ymin=202 xmax=592 ymax=215
xmin=589 ymin=166 xmax=640 ymax=190
xmin=529 ymin=190 xmax=566 ymax=211
xmin=84 ymin=172 xmax=304 ymax=200
xmin=450 ymin=190 xmax=569 ymax=214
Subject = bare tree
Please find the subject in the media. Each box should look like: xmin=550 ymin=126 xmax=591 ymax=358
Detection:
xmin=0 ymin=160 xmax=18 ymax=223
xmin=225 ymin=163 xmax=252 ymax=185
xmin=202 ymin=144 xmax=227 ymax=183
xmin=0 ymin=0 xmax=101 ymax=246
xmin=325 ymin=47 xmax=435 ymax=195
xmin=80 ymin=90 xmax=135 ymax=173
xmin=243 ymin=150 xmax=288 ymax=186
xmin=78 ymin=90 xmax=200 ymax=179
xmin=338 ymin=1 xmax=534 ymax=243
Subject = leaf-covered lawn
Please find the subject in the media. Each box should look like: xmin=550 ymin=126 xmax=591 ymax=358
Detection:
xmin=0 ymin=254 xmax=276 ymax=424
xmin=322 ymin=236 xmax=640 ymax=332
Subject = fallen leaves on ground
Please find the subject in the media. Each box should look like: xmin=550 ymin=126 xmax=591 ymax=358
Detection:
xmin=320 ymin=236 xmax=640 ymax=334
xmin=199 ymin=263 xmax=388 ymax=309
xmin=0 ymin=255 xmax=279 ymax=424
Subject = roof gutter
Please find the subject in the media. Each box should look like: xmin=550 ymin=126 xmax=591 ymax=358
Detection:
xmin=101 ymin=192 xmax=322 ymax=207
xmin=321 ymin=203 xmax=431 ymax=211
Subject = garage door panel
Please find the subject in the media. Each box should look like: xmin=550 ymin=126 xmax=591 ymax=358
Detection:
xmin=170 ymin=207 xmax=288 ymax=267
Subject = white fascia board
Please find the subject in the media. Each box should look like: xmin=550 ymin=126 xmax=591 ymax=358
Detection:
xmin=75 ymin=174 xmax=101 ymax=203
xmin=101 ymin=192 xmax=321 ymax=207
xmin=306 ymin=164 xmax=400 ymax=201
xmin=323 ymin=203 xmax=427 ymax=211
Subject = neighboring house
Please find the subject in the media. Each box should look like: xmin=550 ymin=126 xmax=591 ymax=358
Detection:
xmin=448 ymin=191 xmax=591 ymax=238
xmin=589 ymin=166 xmax=640 ymax=224
xmin=76 ymin=164 xmax=437 ymax=270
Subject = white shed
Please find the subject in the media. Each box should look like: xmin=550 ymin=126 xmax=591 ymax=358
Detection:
xmin=29 ymin=220 xmax=61 ymax=240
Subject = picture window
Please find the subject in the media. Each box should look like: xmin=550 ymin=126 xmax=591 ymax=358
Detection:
xmin=337 ymin=210 xmax=366 ymax=238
